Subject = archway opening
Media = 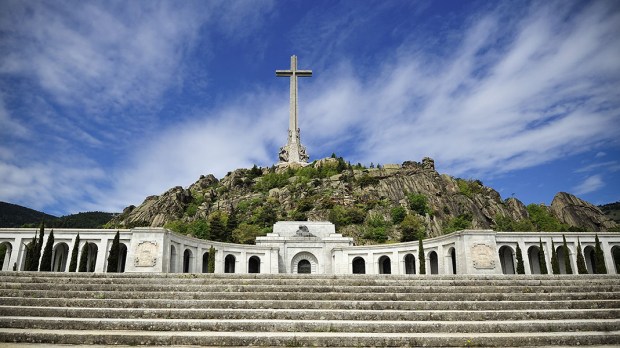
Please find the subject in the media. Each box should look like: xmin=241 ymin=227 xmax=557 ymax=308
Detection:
xmin=429 ymin=251 xmax=439 ymax=274
xmin=528 ymin=246 xmax=541 ymax=274
xmin=499 ymin=246 xmax=515 ymax=274
xmin=613 ymin=246 xmax=620 ymax=274
xmin=52 ymin=242 xmax=69 ymax=272
xmin=248 ymin=256 xmax=261 ymax=274
xmin=556 ymin=246 xmax=571 ymax=274
xmin=378 ymin=255 xmax=391 ymax=274
xmin=0 ymin=242 xmax=12 ymax=271
xmin=404 ymin=254 xmax=416 ymax=275
xmin=584 ymin=246 xmax=596 ymax=274
xmin=225 ymin=254 xmax=236 ymax=273
xmin=170 ymin=245 xmax=177 ymax=273
xmin=117 ymin=243 xmax=127 ymax=273
xmin=352 ymin=257 xmax=365 ymax=274
xmin=202 ymin=252 xmax=210 ymax=273
xmin=87 ymin=244 xmax=98 ymax=272
xmin=183 ymin=249 xmax=193 ymax=273
xmin=298 ymin=259 xmax=311 ymax=274
xmin=447 ymin=247 xmax=456 ymax=274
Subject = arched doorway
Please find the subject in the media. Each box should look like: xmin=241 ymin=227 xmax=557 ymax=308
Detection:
xmin=202 ymin=252 xmax=210 ymax=273
xmin=87 ymin=243 xmax=98 ymax=272
xmin=298 ymin=259 xmax=311 ymax=273
xmin=169 ymin=245 xmax=177 ymax=273
xmin=183 ymin=249 xmax=193 ymax=273
xmin=446 ymin=247 xmax=456 ymax=274
xmin=352 ymin=257 xmax=365 ymax=274
xmin=404 ymin=254 xmax=416 ymax=275
xmin=528 ymin=246 xmax=541 ymax=274
xmin=556 ymin=245 xmax=571 ymax=274
xmin=499 ymin=246 xmax=515 ymax=274
xmin=52 ymin=242 xmax=69 ymax=272
xmin=378 ymin=255 xmax=391 ymax=274
xmin=584 ymin=246 xmax=596 ymax=274
xmin=613 ymin=246 xmax=620 ymax=274
xmin=248 ymin=256 xmax=260 ymax=273
xmin=0 ymin=242 xmax=12 ymax=271
xmin=429 ymin=251 xmax=439 ymax=274
xmin=117 ymin=243 xmax=127 ymax=273
xmin=225 ymin=254 xmax=236 ymax=273
xmin=291 ymin=252 xmax=318 ymax=274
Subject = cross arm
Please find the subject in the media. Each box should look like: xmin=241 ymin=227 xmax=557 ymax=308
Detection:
xmin=276 ymin=70 xmax=293 ymax=76
xmin=296 ymin=70 xmax=312 ymax=77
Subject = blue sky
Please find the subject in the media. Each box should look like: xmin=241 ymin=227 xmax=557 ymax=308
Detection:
xmin=1 ymin=0 xmax=619 ymax=216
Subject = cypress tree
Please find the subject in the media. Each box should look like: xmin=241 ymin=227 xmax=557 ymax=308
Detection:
xmin=39 ymin=230 xmax=54 ymax=271
xmin=24 ymin=235 xmax=36 ymax=271
xmin=576 ymin=238 xmax=588 ymax=274
xmin=562 ymin=235 xmax=573 ymax=274
xmin=538 ymin=239 xmax=548 ymax=274
xmin=207 ymin=246 xmax=216 ymax=273
xmin=78 ymin=242 xmax=89 ymax=272
xmin=594 ymin=234 xmax=607 ymax=274
xmin=33 ymin=222 xmax=45 ymax=271
xmin=68 ymin=234 xmax=80 ymax=272
xmin=551 ymin=240 xmax=560 ymax=275
xmin=515 ymin=244 xmax=525 ymax=274
xmin=107 ymin=231 xmax=120 ymax=273
xmin=418 ymin=238 xmax=426 ymax=275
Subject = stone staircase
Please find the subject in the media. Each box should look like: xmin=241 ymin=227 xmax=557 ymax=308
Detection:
xmin=0 ymin=272 xmax=619 ymax=346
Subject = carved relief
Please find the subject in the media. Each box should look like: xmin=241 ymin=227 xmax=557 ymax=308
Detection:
xmin=471 ymin=243 xmax=495 ymax=269
xmin=134 ymin=241 xmax=158 ymax=267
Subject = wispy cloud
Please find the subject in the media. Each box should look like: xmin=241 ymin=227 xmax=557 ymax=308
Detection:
xmin=574 ymin=175 xmax=605 ymax=195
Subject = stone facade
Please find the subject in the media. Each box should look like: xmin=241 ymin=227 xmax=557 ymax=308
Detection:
xmin=1 ymin=223 xmax=619 ymax=275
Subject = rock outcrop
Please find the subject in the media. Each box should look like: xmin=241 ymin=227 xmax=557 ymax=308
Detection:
xmin=550 ymin=192 xmax=617 ymax=232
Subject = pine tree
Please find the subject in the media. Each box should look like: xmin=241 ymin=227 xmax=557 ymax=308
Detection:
xmin=226 ymin=208 xmax=239 ymax=235
xmin=551 ymin=240 xmax=560 ymax=275
xmin=418 ymin=238 xmax=426 ymax=275
xmin=78 ymin=242 xmax=89 ymax=272
xmin=594 ymin=234 xmax=607 ymax=274
xmin=538 ymin=239 xmax=548 ymax=274
xmin=106 ymin=231 xmax=120 ymax=273
xmin=68 ymin=234 xmax=80 ymax=272
xmin=210 ymin=213 xmax=226 ymax=242
xmin=207 ymin=246 xmax=216 ymax=273
xmin=39 ymin=230 xmax=54 ymax=271
xmin=562 ymin=235 xmax=573 ymax=274
xmin=515 ymin=244 xmax=525 ymax=274
xmin=576 ymin=238 xmax=588 ymax=274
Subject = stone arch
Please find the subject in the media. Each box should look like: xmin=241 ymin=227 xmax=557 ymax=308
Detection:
xmin=612 ymin=246 xmax=620 ymax=274
xmin=202 ymin=251 xmax=210 ymax=273
xmin=352 ymin=257 xmax=366 ymax=274
xmin=170 ymin=245 xmax=177 ymax=273
xmin=117 ymin=243 xmax=128 ymax=273
xmin=499 ymin=245 xmax=515 ymax=274
xmin=0 ymin=241 xmax=13 ymax=271
xmin=52 ymin=242 xmax=69 ymax=272
xmin=378 ymin=255 xmax=391 ymax=274
xmin=528 ymin=245 xmax=542 ymax=274
xmin=404 ymin=254 xmax=416 ymax=275
xmin=87 ymin=243 xmax=98 ymax=272
xmin=446 ymin=247 xmax=456 ymax=274
xmin=183 ymin=249 xmax=193 ymax=273
xmin=298 ymin=259 xmax=311 ymax=273
xmin=429 ymin=251 xmax=439 ymax=274
xmin=248 ymin=256 xmax=261 ymax=274
xmin=584 ymin=246 xmax=596 ymax=274
xmin=225 ymin=254 xmax=236 ymax=273
xmin=291 ymin=252 xmax=318 ymax=274
xmin=556 ymin=245 xmax=571 ymax=274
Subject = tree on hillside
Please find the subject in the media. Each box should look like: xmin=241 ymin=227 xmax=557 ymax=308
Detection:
xmin=418 ymin=238 xmax=426 ymax=275
xmin=68 ymin=234 xmax=80 ymax=272
xmin=39 ymin=229 xmax=54 ymax=271
xmin=576 ymin=238 xmax=588 ymax=274
xmin=400 ymin=214 xmax=424 ymax=242
xmin=106 ymin=231 xmax=120 ymax=273
xmin=209 ymin=213 xmax=226 ymax=242
xmin=594 ymin=234 xmax=607 ymax=274
xmin=551 ymin=240 xmax=560 ymax=275
xmin=226 ymin=207 xmax=239 ymax=235
xmin=562 ymin=235 xmax=573 ymax=274
xmin=538 ymin=239 xmax=548 ymax=274
xmin=78 ymin=242 xmax=89 ymax=272
xmin=207 ymin=246 xmax=216 ymax=273
xmin=515 ymin=244 xmax=525 ymax=274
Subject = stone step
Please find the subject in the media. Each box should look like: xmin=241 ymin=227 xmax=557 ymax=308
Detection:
xmin=4 ymin=297 xmax=618 ymax=311
xmin=1 ymin=328 xmax=619 ymax=347
xmin=2 ymin=317 xmax=619 ymax=334
xmin=1 ymin=306 xmax=617 ymax=321
xmin=2 ymin=289 xmax=617 ymax=301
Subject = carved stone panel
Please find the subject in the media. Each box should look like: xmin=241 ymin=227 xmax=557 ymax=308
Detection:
xmin=471 ymin=243 xmax=495 ymax=269
xmin=134 ymin=241 xmax=158 ymax=267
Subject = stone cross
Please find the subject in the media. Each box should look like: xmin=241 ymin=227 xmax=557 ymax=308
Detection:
xmin=276 ymin=55 xmax=312 ymax=164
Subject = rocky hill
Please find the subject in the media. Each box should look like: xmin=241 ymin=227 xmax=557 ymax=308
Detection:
xmin=108 ymin=157 xmax=618 ymax=244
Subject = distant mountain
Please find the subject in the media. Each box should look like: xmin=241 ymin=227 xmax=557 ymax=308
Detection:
xmin=0 ymin=201 xmax=116 ymax=228
xmin=600 ymin=201 xmax=620 ymax=224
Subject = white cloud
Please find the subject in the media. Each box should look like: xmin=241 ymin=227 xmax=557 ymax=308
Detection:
xmin=573 ymin=175 xmax=605 ymax=195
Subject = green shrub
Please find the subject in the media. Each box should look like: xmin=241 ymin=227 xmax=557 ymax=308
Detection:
xmin=233 ymin=223 xmax=264 ymax=244
xmin=358 ymin=174 xmax=379 ymax=188
xmin=255 ymin=172 xmax=290 ymax=192
xmin=444 ymin=214 xmax=472 ymax=233
xmin=526 ymin=204 xmax=568 ymax=232
xmin=456 ymin=179 xmax=483 ymax=198
xmin=207 ymin=246 xmax=216 ymax=273
xmin=363 ymin=226 xmax=388 ymax=243
xmin=515 ymin=244 xmax=525 ymax=274
xmin=407 ymin=193 xmax=430 ymax=216
xmin=400 ymin=214 xmax=425 ymax=242
xmin=391 ymin=206 xmax=406 ymax=224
